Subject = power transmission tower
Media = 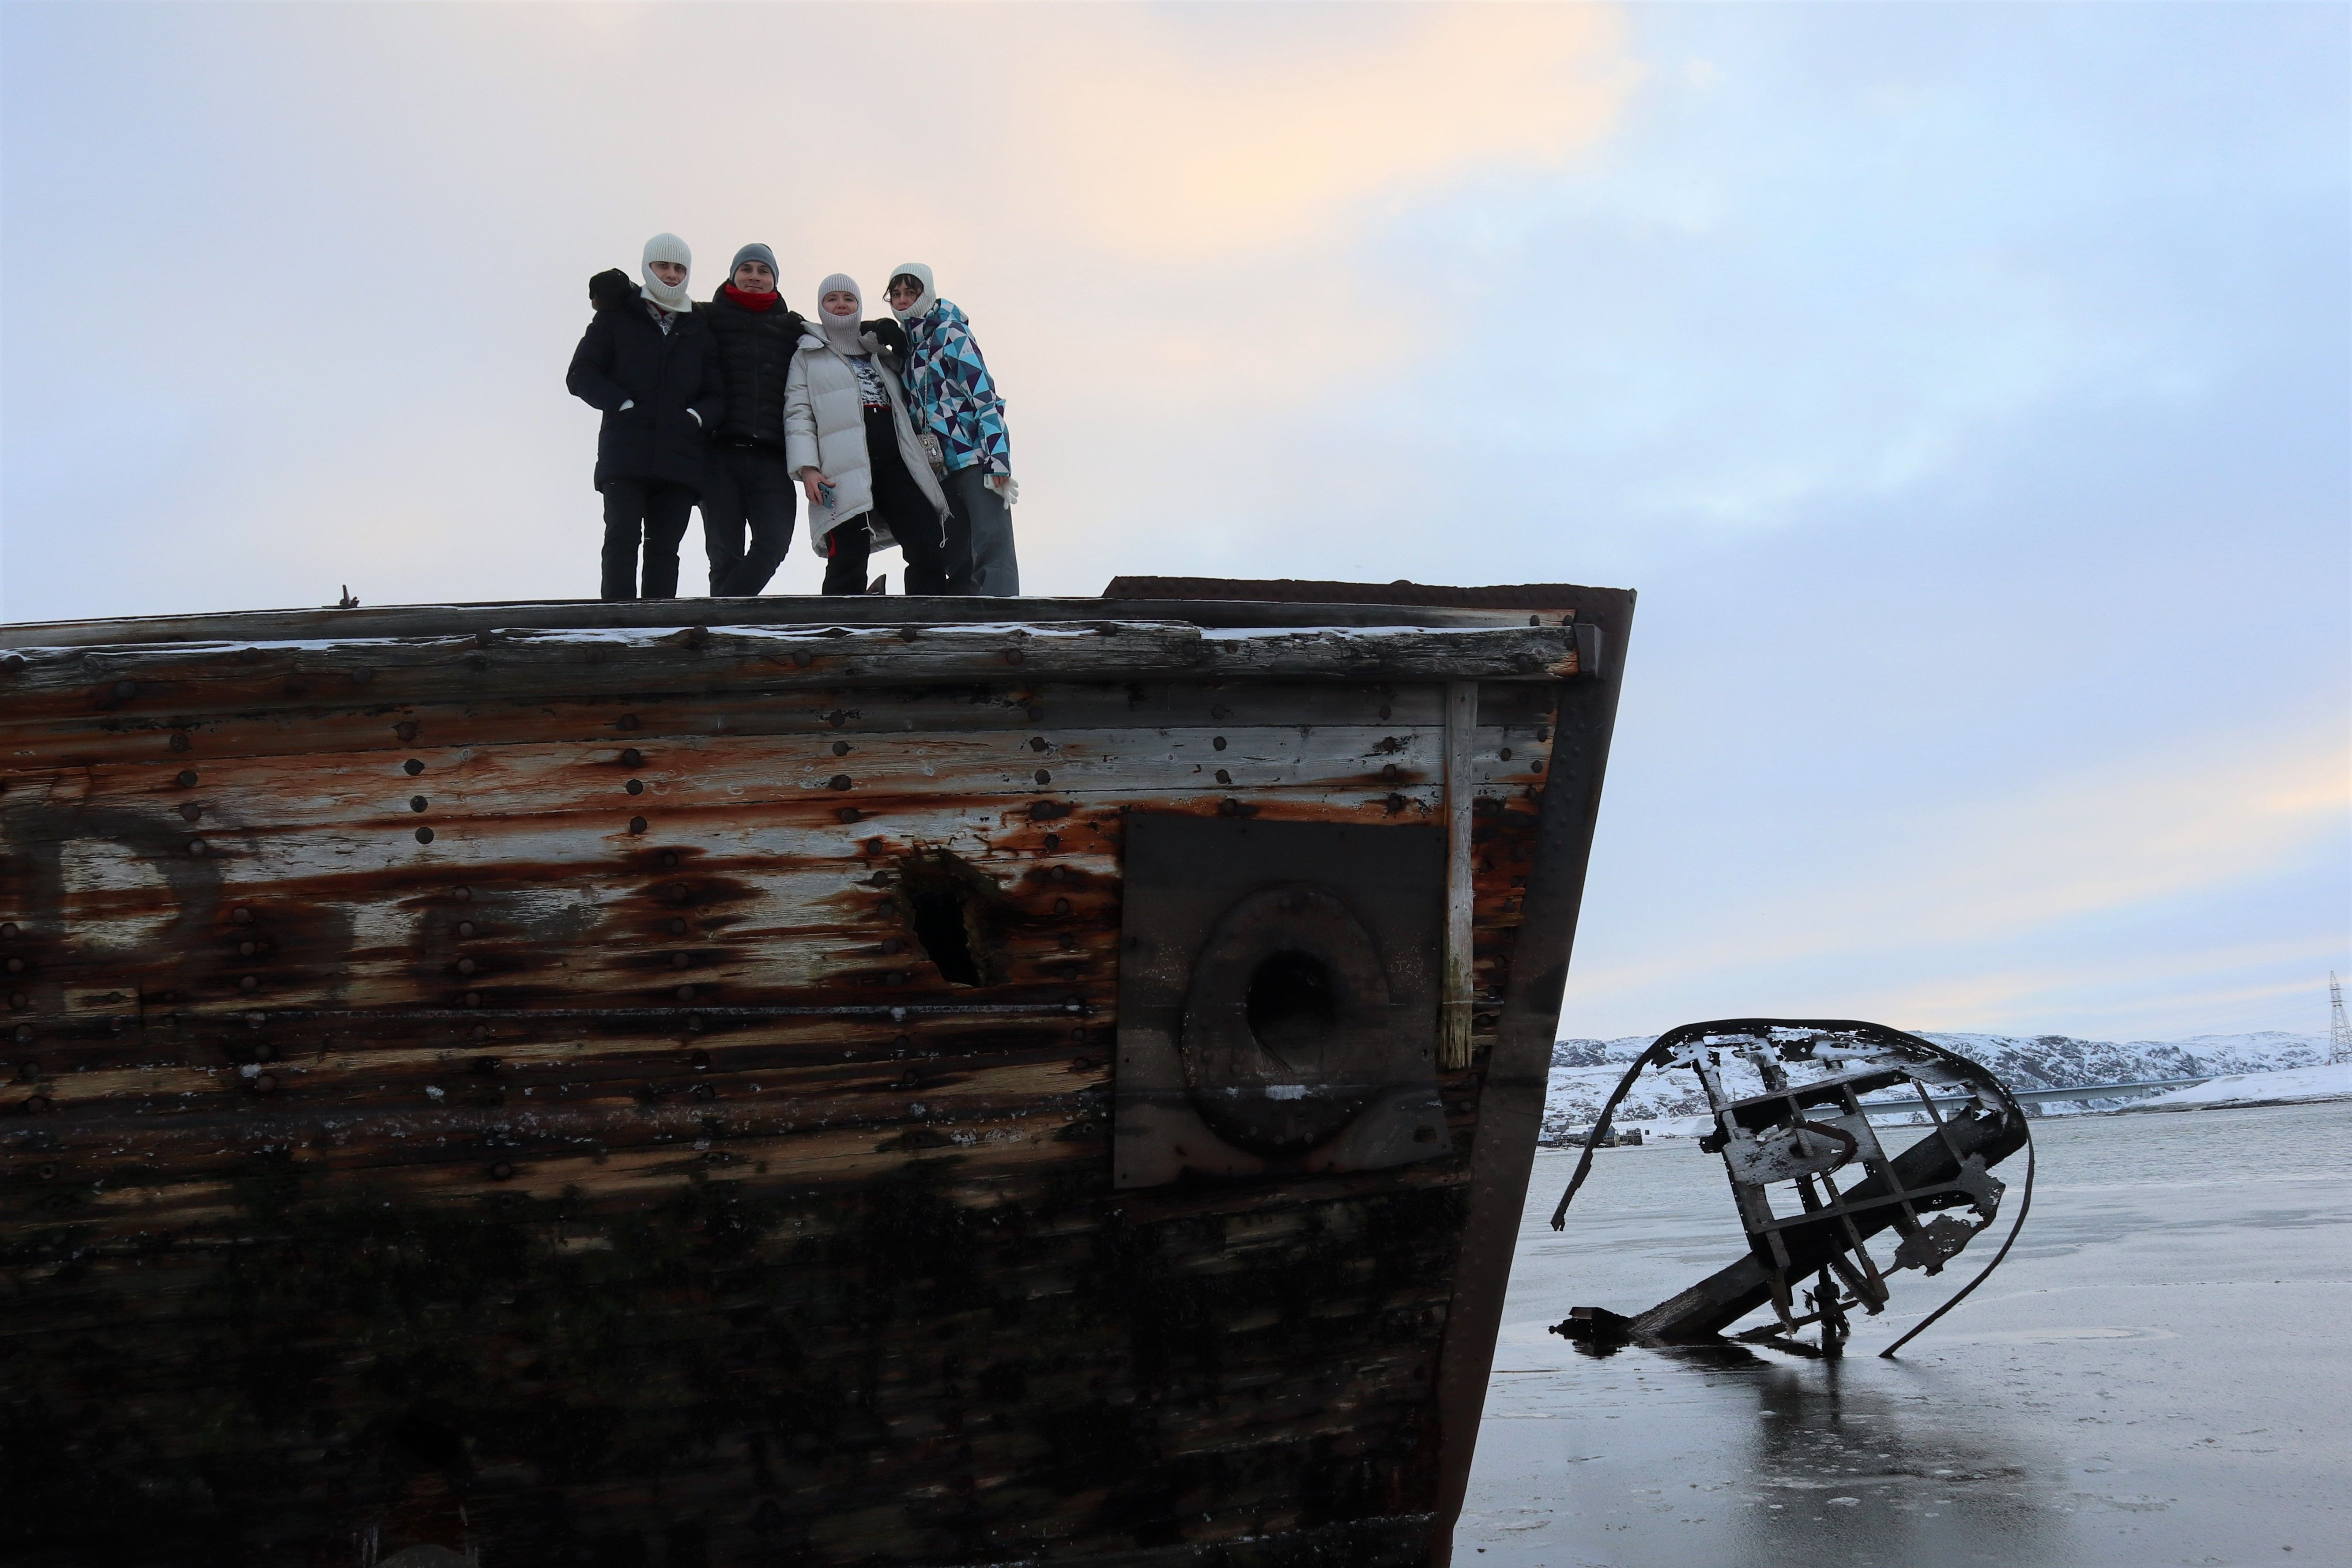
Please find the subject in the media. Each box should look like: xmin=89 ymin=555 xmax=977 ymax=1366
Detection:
xmin=2331 ymin=973 xmax=2352 ymax=1066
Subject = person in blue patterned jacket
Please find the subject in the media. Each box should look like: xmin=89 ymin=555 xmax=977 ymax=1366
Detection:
xmin=886 ymin=264 xmax=1019 ymax=596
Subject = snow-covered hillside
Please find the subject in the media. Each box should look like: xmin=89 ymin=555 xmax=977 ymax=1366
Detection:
xmin=1540 ymin=1030 xmax=2334 ymax=1146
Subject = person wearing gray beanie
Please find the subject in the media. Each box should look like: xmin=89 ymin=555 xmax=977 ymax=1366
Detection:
xmin=697 ymin=242 xmax=808 ymax=596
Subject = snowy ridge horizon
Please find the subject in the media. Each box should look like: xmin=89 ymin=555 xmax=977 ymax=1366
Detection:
xmin=1541 ymin=1029 xmax=2334 ymax=1143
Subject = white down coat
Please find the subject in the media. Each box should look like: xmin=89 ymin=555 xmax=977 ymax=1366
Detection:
xmin=783 ymin=327 xmax=950 ymax=554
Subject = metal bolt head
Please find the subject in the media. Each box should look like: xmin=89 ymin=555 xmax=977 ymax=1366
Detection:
xmin=837 ymin=807 xmax=861 ymax=824
xmin=620 ymin=748 xmax=644 ymax=769
xmin=404 ymin=758 xmax=424 ymax=776
xmin=232 ymin=907 xmax=253 ymax=924
xmin=829 ymin=774 xmax=852 ymax=792
xmin=629 ymin=816 xmax=649 ymax=835
xmin=113 ymin=680 xmax=137 ymax=700
xmin=488 ymin=1161 xmax=515 ymax=1181
xmin=251 ymin=1074 xmax=277 ymax=1095
xmin=0 ymin=923 xmax=13 ymax=940
xmin=671 ymin=953 xmax=690 ymax=969
xmin=168 ymin=732 xmax=190 ymax=752
xmin=1034 ymin=769 xmax=1051 ymax=786
xmin=176 ymin=770 xmax=199 ymax=788
xmin=180 ymin=802 xmax=203 ymax=822
xmin=410 ymin=795 xmax=428 ymax=812
xmin=457 ymin=958 xmax=477 ymax=975
xmin=618 ymin=714 xmax=641 ymax=731
xmin=1042 ymin=834 xmax=1060 ymax=852
xmin=464 ymin=991 xmax=481 ymax=1007
xmin=1212 ymin=736 xmax=1227 ymax=751
xmin=667 ymin=918 xmax=686 ymax=935
xmin=454 ymin=886 xmax=471 ymax=901
xmin=626 ymin=779 xmax=645 ymax=795
xmin=415 ymin=826 xmax=435 ymax=844
xmin=831 ymin=741 xmax=850 ymax=757
xmin=187 ymin=837 xmax=207 ymax=855
xmin=675 ymin=984 xmax=695 ymax=1002
xmin=457 ymin=921 xmax=475 ymax=938
xmin=238 ymin=940 xmax=256 ymax=957
xmin=660 ymin=851 xmax=678 ymax=868
xmin=1215 ymin=769 xmax=1231 ymax=786
xmin=3 ymin=958 xmax=19 ymax=974
xmin=240 ymin=975 xmax=259 ymax=992
xmin=1053 ymin=898 xmax=1071 ymax=915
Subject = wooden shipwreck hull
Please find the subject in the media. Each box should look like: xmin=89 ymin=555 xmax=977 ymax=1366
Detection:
xmin=0 ymin=579 xmax=1632 ymax=1568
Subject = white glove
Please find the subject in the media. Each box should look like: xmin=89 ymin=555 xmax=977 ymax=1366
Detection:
xmin=985 ymin=472 xmax=1018 ymax=505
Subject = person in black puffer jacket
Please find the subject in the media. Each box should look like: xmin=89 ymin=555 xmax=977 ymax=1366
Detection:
xmin=568 ymin=234 xmax=724 ymax=600
xmin=696 ymin=242 xmax=807 ymax=596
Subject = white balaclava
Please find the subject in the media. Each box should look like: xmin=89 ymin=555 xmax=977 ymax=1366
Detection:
xmin=640 ymin=233 xmax=694 ymax=313
xmin=887 ymin=262 xmax=937 ymax=323
xmin=815 ymin=273 xmax=869 ymax=354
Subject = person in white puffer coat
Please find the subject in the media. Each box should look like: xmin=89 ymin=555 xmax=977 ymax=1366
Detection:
xmin=784 ymin=273 xmax=957 ymax=595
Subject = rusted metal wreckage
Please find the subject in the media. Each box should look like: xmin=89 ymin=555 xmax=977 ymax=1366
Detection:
xmin=1549 ymin=1020 xmax=2034 ymax=1359
xmin=0 ymin=578 xmax=1632 ymax=1568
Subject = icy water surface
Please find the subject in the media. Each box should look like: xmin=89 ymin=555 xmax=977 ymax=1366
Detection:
xmin=1457 ymin=1101 xmax=2352 ymax=1567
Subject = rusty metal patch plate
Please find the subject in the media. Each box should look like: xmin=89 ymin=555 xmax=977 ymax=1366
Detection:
xmin=1113 ymin=813 xmax=1447 ymax=1188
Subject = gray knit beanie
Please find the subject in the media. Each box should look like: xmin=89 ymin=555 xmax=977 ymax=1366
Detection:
xmin=730 ymin=243 xmax=780 ymax=280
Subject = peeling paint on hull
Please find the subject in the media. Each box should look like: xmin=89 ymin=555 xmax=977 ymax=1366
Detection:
xmin=0 ymin=585 xmax=1632 ymax=1568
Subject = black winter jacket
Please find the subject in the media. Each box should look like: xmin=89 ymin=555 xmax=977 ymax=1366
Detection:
xmin=702 ymin=289 xmax=808 ymax=449
xmin=566 ymin=287 xmax=725 ymax=492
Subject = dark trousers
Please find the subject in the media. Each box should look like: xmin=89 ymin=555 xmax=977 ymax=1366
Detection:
xmin=701 ymin=443 xmax=799 ymax=597
xmin=820 ymin=405 xmax=961 ymax=595
xmin=600 ymin=479 xmax=695 ymax=600
xmin=944 ymin=464 xmax=1018 ymax=596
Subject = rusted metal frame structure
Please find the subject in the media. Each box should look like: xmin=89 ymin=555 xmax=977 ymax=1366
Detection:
xmin=0 ymin=582 xmax=1630 ymax=1568
xmin=1549 ymin=1021 xmax=2031 ymax=1354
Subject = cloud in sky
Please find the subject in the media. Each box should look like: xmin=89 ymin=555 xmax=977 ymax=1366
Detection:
xmin=1 ymin=2 xmax=2344 ymax=1040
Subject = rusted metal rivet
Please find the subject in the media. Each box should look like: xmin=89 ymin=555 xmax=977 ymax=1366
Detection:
xmin=1536 ymin=725 xmax=1552 ymax=742
xmin=232 ymin=907 xmax=253 ymax=924
xmin=415 ymin=827 xmax=435 ymax=844
xmin=620 ymin=748 xmax=644 ymax=769
xmin=1211 ymin=705 xmax=1230 ymax=720
xmin=237 ymin=940 xmax=256 ymax=957
xmin=238 ymin=647 xmax=263 ymax=663
xmin=1034 ymin=769 xmax=1051 ymax=786
xmin=792 ymin=649 xmax=813 ymax=667
xmin=660 ymin=851 xmax=679 ymax=868
xmin=675 ymin=984 xmax=696 ymax=1002
xmin=1215 ymin=769 xmax=1232 ymax=786
xmin=1026 ymin=736 xmax=1048 ymax=754
xmin=691 ymin=1081 xmax=715 ymax=1100
xmin=626 ymin=778 xmax=645 ymax=795
xmin=1499 ymin=748 xmax=1513 ymax=761
xmin=1027 ymin=706 xmax=1044 ymax=722
xmin=179 ymin=801 xmax=203 ymax=822
xmin=351 ymin=666 xmax=375 ymax=685
xmin=34 ymin=1162 xmax=57 ymax=1180
xmin=618 ymin=714 xmax=641 ymax=731
xmin=176 ymin=769 xmax=199 ymax=788
xmin=239 ymin=975 xmax=259 ymax=992
xmin=465 ymin=991 xmax=482 ymax=1007
xmin=1004 ymin=648 xmax=1023 ymax=665
xmin=113 ymin=680 xmax=137 ymax=700
xmin=22 ymin=1095 xmax=49 ymax=1113
xmin=251 ymin=1074 xmax=277 ymax=1095
xmin=1042 ymin=834 xmax=1061 ymax=851
xmin=454 ymin=886 xmax=472 ymax=902
xmin=457 ymin=958 xmax=478 ymax=976
xmin=838 ymin=806 xmax=861 ymax=824
xmin=404 ymin=758 xmax=425 ymax=776
xmin=1386 ymin=792 xmax=1408 ymax=813
xmin=690 ymin=1048 xmax=711 ymax=1067
xmin=829 ymin=774 xmax=852 ymax=791
xmin=1212 ymin=736 xmax=1227 ymax=751
xmin=395 ymin=721 xmax=419 ymax=742
xmin=0 ymin=923 xmax=14 ymax=940
xmin=168 ymin=732 xmax=191 ymax=752
xmin=831 ymin=740 xmax=850 ymax=757
xmin=671 ymin=952 xmax=691 ymax=969
xmin=1378 ymin=704 xmax=1392 ymax=720
xmin=686 ymin=1013 xmax=704 ymax=1031
xmin=409 ymin=795 xmax=429 ymax=812
xmin=7 ymin=995 xmax=25 ymax=1011
xmin=0 ymin=653 xmax=23 ymax=673
xmin=474 ymin=629 xmax=495 ymax=649
xmin=487 ymin=1161 xmax=515 ymax=1181
xmin=1381 ymin=763 xmax=1400 ymax=782
xmin=874 ymin=898 xmax=893 ymax=916
xmin=629 ymin=816 xmax=649 ymax=835
xmin=1048 ymin=867 xmax=1067 ymax=883
xmin=457 ymin=921 xmax=475 ymax=938
xmin=686 ymin=625 xmax=709 ymax=649
xmin=1532 ymin=760 xmax=1545 ymax=773
xmin=1052 ymin=898 xmax=1071 ymax=915
xmin=187 ymin=837 xmax=207 ymax=855
xmin=897 ymin=626 xmax=920 ymax=642
xmin=665 ymin=918 xmax=686 ymax=936
xmin=669 ymin=883 xmax=689 ymax=904
xmin=253 ymin=1040 xmax=275 ymax=1061
xmin=4 ymin=958 xmax=21 ymax=974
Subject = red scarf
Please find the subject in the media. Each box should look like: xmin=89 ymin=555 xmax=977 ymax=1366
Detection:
xmin=721 ymin=283 xmax=780 ymax=313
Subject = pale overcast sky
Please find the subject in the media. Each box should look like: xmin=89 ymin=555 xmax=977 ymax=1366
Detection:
xmin=2 ymin=3 xmax=2345 ymax=1041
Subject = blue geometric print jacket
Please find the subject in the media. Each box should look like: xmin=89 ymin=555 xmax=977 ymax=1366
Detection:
xmin=902 ymin=300 xmax=1011 ymax=478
